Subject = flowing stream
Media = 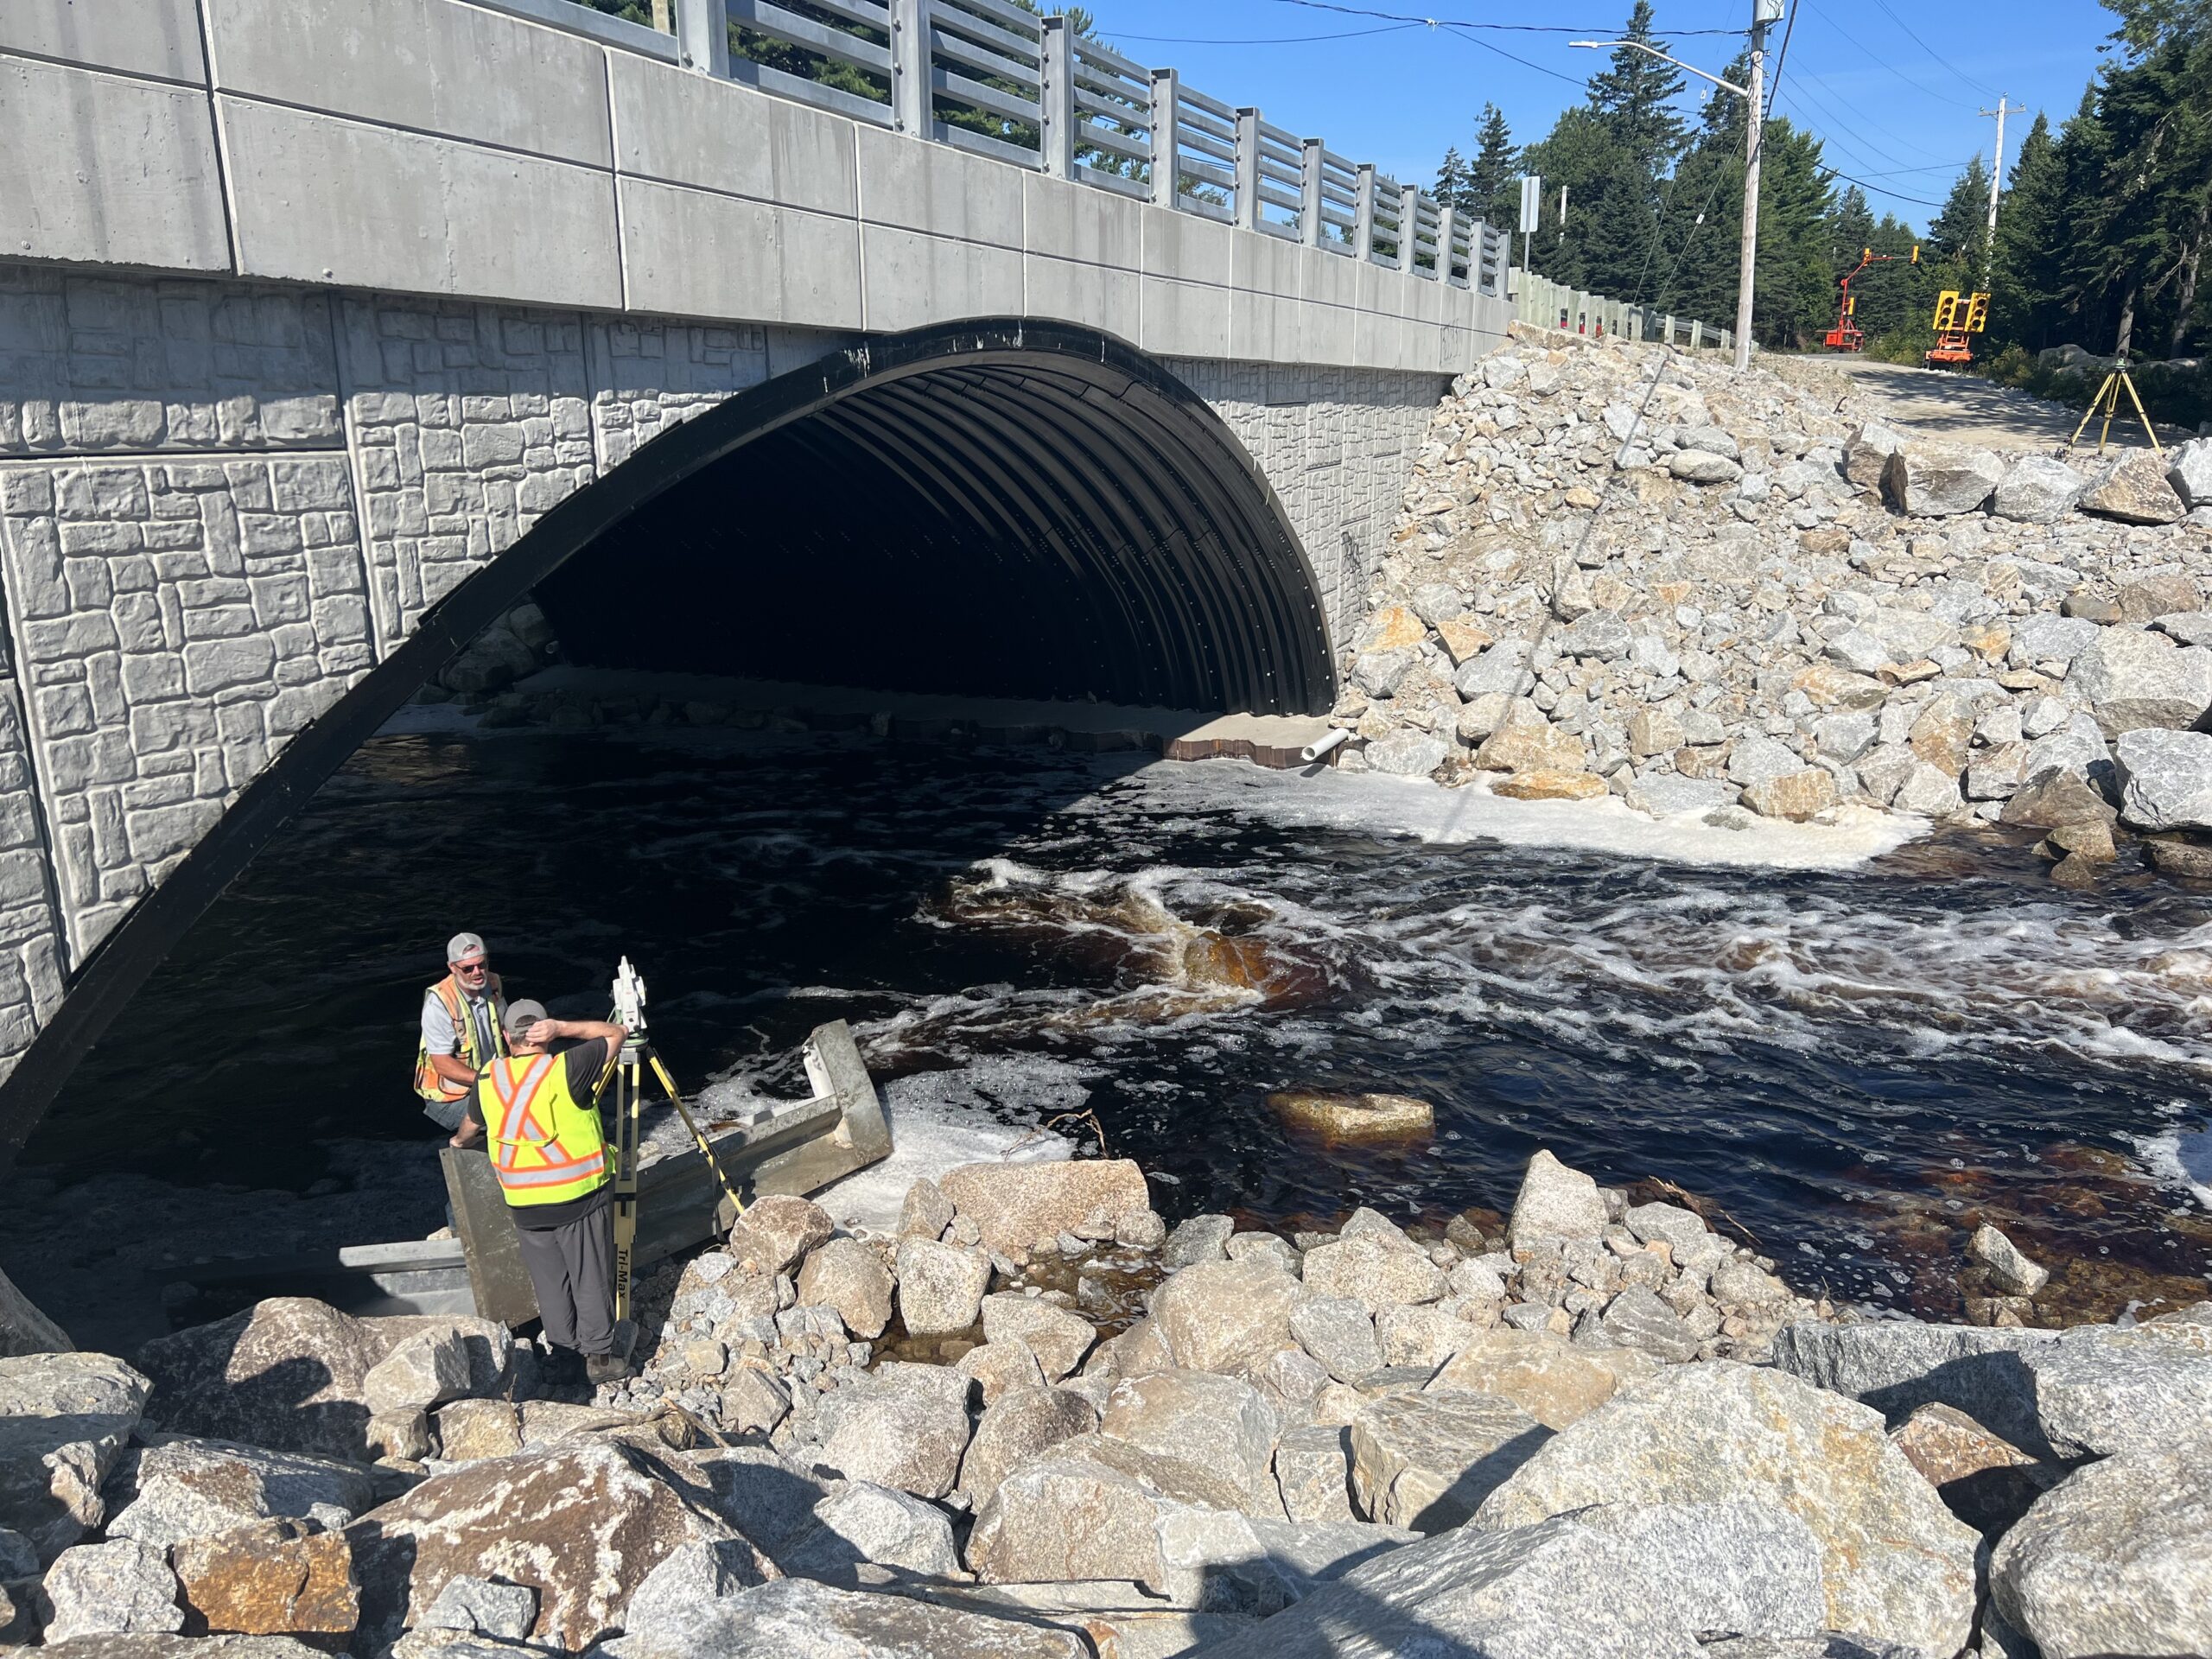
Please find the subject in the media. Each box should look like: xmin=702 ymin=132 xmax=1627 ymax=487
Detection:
xmin=8 ymin=717 xmax=2211 ymax=1348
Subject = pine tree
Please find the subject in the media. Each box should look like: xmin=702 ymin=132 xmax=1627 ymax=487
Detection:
xmin=1989 ymin=112 xmax=2067 ymax=350
xmin=1469 ymin=105 xmax=1520 ymax=232
xmin=1434 ymin=147 xmax=1469 ymax=213
xmin=1586 ymin=1 xmax=1688 ymax=168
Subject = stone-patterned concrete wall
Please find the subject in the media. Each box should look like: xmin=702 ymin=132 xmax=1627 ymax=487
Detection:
xmin=1174 ymin=360 xmax=1446 ymax=648
xmin=0 ymin=257 xmax=1450 ymax=1090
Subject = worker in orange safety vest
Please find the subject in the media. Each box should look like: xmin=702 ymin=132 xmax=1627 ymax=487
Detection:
xmin=451 ymin=999 xmax=632 ymax=1385
xmin=413 ymin=932 xmax=511 ymax=1132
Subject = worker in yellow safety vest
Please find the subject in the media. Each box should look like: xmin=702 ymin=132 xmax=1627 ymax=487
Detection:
xmin=414 ymin=932 xmax=512 ymax=1132
xmin=450 ymin=999 xmax=632 ymax=1385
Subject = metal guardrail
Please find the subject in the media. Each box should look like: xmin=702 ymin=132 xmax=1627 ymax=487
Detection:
xmin=563 ymin=0 xmax=1512 ymax=296
xmin=1510 ymin=267 xmax=1731 ymax=353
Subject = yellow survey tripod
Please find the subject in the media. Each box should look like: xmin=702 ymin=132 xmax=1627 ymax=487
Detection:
xmin=605 ymin=957 xmax=746 ymax=1331
xmin=2067 ymin=357 xmax=2164 ymax=458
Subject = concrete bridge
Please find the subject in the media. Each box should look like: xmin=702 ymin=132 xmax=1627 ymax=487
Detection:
xmin=0 ymin=0 xmax=1512 ymax=1149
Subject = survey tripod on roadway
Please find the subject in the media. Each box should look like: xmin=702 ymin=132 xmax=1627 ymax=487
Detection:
xmin=605 ymin=957 xmax=747 ymax=1326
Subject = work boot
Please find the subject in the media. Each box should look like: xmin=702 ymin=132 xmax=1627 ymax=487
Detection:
xmin=584 ymin=1352 xmax=632 ymax=1387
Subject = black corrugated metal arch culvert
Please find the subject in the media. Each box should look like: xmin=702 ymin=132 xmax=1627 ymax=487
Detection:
xmin=532 ymin=321 xmax=1337 ymax=715
xmin=0 ymin=319 xmax=1338 ymax=1160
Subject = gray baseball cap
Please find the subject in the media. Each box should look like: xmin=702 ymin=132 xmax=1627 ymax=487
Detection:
xmin=448 ymin=931 xmax=487 ymax=964
xmin=503 ymin=998 xmax=548 ymax=1039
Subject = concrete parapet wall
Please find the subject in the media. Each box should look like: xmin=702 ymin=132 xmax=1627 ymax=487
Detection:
xmin=3 ymin=0 xmax=1503 ymax=374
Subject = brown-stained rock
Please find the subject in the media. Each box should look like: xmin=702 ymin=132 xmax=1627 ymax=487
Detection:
xmin=1434 ymin=615 xmax=1494 ymax=665
xmin=1426 ymin=1329 xmax=1654 ymax=1431
xmin=2002 ymin=769 xmax=2118 ymax=830
xmin=1362 ymin=605 xmax=1427 ymax=652
xmin=726 ymin=1195 xmax=833 ymax=1277
xmin=1789 ymin=664 xmax=1889 ymax=712
xmin=1264 ymin=1091 xmax=1436 ymax=1145
xmin=2145 ymin=834 xmax=2212 ymax=879
xmin=1887 ymin=1403 xmax=2060 ymax=1536
xmin=938 ymin=1161 xmax=1151 ymax=1255
xmin=1742 ymin=768 xmax=1838 ymax=822
xmin=1471 ymin=713 xmax=1586 ymax=774
xmin=172 ymin=1518 xmax=357 ymax=1637
xmin=434 ymin=1400 xmax=521 ymax=1464
xmin=1491 ymin=768 xmax=1606 ymax=801
xmin=342 ymin=1440 xmax=767 ymax=1653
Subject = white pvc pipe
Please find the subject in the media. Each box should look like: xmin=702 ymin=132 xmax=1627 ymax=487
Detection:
xmin=1301 ymin=728 xmax=1351 ymax=763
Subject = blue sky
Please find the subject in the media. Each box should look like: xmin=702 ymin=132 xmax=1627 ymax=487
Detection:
xmin=1084 ymin=0 xmax=2123 ymax=233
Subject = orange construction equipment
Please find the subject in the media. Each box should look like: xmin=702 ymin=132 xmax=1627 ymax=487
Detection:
xmin=1823 ymin=245 xmax=1916 ymax=352
xmin=1925 ymin=289 xmax=1989 ymax=367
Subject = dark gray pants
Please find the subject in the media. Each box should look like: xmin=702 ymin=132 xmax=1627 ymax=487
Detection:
xmin=512 ymin=1204 xmax=616 ymax=1357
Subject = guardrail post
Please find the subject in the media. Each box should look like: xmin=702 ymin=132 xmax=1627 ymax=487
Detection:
xmin=1690 ymin=319 xmax=1704 ymax=349
xmin=1435 ymin=204 xmax=1455 ymax=283
xmin=1148 ymin=68 xmax=1179 ymax=208
xmin=890 ymin=0 xmax=930 ymax=137
xmin=1300 ymin=138 xmax=1324 ymax=247
xmin=1352 ymin=164 xmax=1376 ymax=262
xmin=1399 ymin=182 xmax=1420 ymax=273
xmin=1233 ymin=108 xmax=1262 ymax=232
xmin=672 ymin=0 xmax=728 ymax=75
xmin=1039 ymin=16 xmax=1074 ymax=180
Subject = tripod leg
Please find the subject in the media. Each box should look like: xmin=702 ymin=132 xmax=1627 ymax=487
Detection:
xmin=2120 ymin=371 xmax=2164 ymax=457
xmin=2069 ymin=376 xmax=2109 ymax=451
xmin=647 ymin=1052 xmax=747 ymax=1221
xmin=612 ymin=1058 xmax=641 ymax=1323
xmin=2099 ymin=378 xmax=2119 ymax=453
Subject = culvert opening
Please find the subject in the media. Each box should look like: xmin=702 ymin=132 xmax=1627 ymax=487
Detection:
xmin=532 ymin=346 xmax=1336 ymax=715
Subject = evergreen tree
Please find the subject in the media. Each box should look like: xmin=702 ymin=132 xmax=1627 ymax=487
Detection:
xmin=1469 ymin=105 xmax=1520 ymax=231
xmin=1988 ymin=112 xmax=2067 ymax=349
xmin=1586 ymin=1 xmax=1688 ymax=168
xmin=1434 ymin=147 xmax=1469 ymax=213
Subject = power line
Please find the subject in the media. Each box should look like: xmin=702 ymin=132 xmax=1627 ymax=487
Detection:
xmin=1114 ymin=22 xmax=1421 ymax=45
xmin=1776 ymin=73 xmax=1929 ymax=172
xmin=1438 ymin=21 xmax=1588 ymax=86
xmin=1255 ymin=0 xmax=1748 ymax=35
xmin=1796 ymin=0 xmax=1980 ymax=119
xmin=1861 ymin=0 xmax=2002 ymax=100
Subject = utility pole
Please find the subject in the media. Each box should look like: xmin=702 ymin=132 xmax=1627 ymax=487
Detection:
xmin=1734 ymin=0 xmax=1783 ymax=373
xmin=1979 ymin=98 xmax=2026 ymax=243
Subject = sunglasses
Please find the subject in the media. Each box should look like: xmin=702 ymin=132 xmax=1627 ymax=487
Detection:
xmin=453 ymin=959 xmax=490 ymax=975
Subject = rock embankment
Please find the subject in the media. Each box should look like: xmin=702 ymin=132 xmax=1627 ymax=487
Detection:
xmin=1339 ymin=324 xmax=2212 ymax=875
xmin=2 ymin=1147 xmax=2206 ymax=1656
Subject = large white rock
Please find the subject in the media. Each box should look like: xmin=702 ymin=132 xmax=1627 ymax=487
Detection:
xmin=604 ymin=1576 xmax=1088 ymax=1659
xmin=1454 ymin=639 xmax=1535 ymax=701
xmin=783 ymin=1481 xmax=962 ymax=1580
xmin=816 ymin=1369 xmax=974 ymax=1500
xmin=1473 ymin=1362 xmax=1980 ymax=1657
xmin=39 ymin=1539 xmax=185 ymax=1642
xmin=957 ymin=1386 xmax=1097 ymax=1510
xmin=1149 ymin=1259 xmax=1304 ymax=1378
xmin=1883 ymin=442 xmax=2002 ymax=516
xmin=2115 ymin=728 xmax=2212 ymax=830
xmin=1182 ymin=1511 xmax=1705 ymax=1659
xmin=0 ymin=1351 xmax=152 ymax=1561
xmin=2080 ymin=448 xmax=2188 ymax=524
xmin=979 ymin=1296 xmax=1096 ymax=1382
xmin=1991 ymin=1439 xmax=2212 ymax=1659
xmin=893 ymin=1240 xmax=993 ymax=1337
xmin=1099 ymin=1370 xmax=1283 ymax=1519
xmin=1299 ymin=1236 xmax=1446 ymax=1316
xmin=1507 ymin=1149 xmax=1608 ymax=1250
xmin=1843 ymin=420 xmax=1908 ymax=490
xmin=1363 ymin=731 xmax=1450 ymax=777
xmin=2171 ymin=435 xmax=2212 ymax=509
xmin=1350 ymin=1389 xmax=1548 ymax=1532
xmin=2069 ymin=626 xmax=2212 ymax=737
xmin=1992 ymin=455 xmax=2087 ymax=523
xmin=105 ymin=1436 xmax=374 ymax=1553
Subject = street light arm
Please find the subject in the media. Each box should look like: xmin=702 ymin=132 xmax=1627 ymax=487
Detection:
xmin=1567 ymin=39 xmax=1751 ymax=99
